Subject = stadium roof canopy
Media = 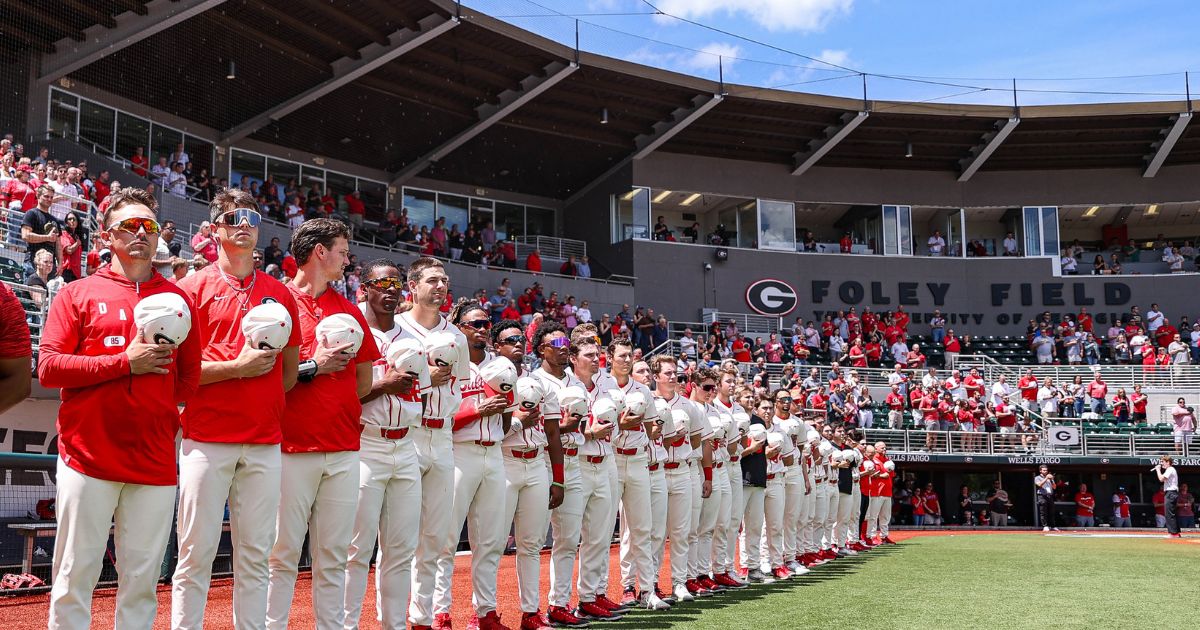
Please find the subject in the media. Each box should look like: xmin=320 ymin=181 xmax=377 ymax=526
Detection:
xmin=16 ymin=0 xmax=1200 ymax=199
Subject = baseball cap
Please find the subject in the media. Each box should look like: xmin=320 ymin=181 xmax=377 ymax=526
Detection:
xmin=1118 ymin=486 xmax=1126 ymax=492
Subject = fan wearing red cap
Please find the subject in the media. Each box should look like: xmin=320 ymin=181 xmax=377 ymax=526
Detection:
xmin=39 ymin=188 xmax=201 ymax=629
xmin=172 ymin=189 xmax=302 ymax=630
xmin=267 ymin=218 xmax=379 ymax=629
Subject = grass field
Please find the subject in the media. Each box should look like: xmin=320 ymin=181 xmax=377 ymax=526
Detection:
xmin=600 ymin=533 xmax=1198 ymax=630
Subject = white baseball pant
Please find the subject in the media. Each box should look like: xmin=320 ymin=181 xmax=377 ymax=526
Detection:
xmin=698 ymin=466 xmax=730 ymax=576
xmin=576 ymin=457 xmax=615 ymax=599
xmin=811 ymin=482 xmax=832 ymax=552
xmin=687 ymin=464 xmax=718 ymax=579
xmin=639 ymin=465 xmax=668 ymax=590
xmin=172 ymin=440 xmax=281 ymax=630
xmin=408 ymin=426 xmax=455 ymax=627
xmin=503 ymin=452 xmax=550 ymax=614
xmin=834 ymin=492 xmax=854 ymax=549
xmin=720 ymin=462 xmax=744 ymax=574
xmin=846 ymin=486 xmax=862 ymax=545
xmin=48 ymin=461 xmax=175 ymax=630
xmin=663 ymin=463 xmax=693 ymax=586
xmin=865 ymin=496 xmax=893 ymax=539
xmin=434 ymin=442 xmax=506 ymax=617
xmin=266 ymin=450 xmax=359 ymax=630
xmin=614 ymin=452 xmax=655 ymax=592
xmin=738 ymin=485 xmax=765 ymax=572
xmin=547 ymin=455 xmax=583 ymax=609
xmin=594 ymin=457 xmax=620 ymax=596
xmin=799 ymin=479 xmax=818 ymax=554
xmin=821 ymin=485 xmax=839 ymax=549
xmin=783 ymin=470 xmax=804 ymax=560
xmin=763 ymin=478 xmax=786 ymax=569
xmin=343 ymin=433 xmax=421 ymax=630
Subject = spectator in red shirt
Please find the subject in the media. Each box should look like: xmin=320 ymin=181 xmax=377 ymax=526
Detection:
xmin=130 ymin=146 xmax=148 ymax=177
xmin=0 ymin=282 xmax=32 ymax=414
xmin=893 ymin=306 xmax=910 ymax=333
xmin=1077 ymin=307 xmax=1093 ymax=334
xmin=2 ymin=166 xmax=37 ymax=209
xmin=1075 ymin=483 xmax=1096 ymax=527
xmin=1112 ymin=388 xmax=1130 ymax=423
xmin=906 ymin=343 xmax=926 ymax=370
xmin=1017 ymin=369 xmax=1039 ymax=414
xmin=525 ymin=248 xmax=542 ymax=272
xmin=1131 ymin=384 xmax=1149 ymax=423
xmin=344 ymin=189 xmax=365 ymax=233
xmin=1087 ymin=374 xmax=1108 ymax=415
xmin=943 ymin=329 xmax=962 ymax=369
xmin=839 ymin=231 xmax=853 ymax=253
xmin=923 ymin=484 xmax=943 ymax=525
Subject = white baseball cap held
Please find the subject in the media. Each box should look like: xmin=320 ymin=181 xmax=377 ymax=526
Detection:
xmin=315 ymin=313 xmax=363 ymax=354
xmin=134 ymin=292 xmax=191 ymax=346
xmin=425 ymin=330 xmax=459 ymax=367
xmin=515 ymin=376 xmax=544 ymax=411
xmin=241 ymin=302 xmax=292 ymax=350
xmin=481 ymin=357 xmax=517 ymax=394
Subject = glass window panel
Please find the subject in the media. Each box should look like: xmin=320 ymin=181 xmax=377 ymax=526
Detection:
xmin=525 ymin=206 xmax=555 ymax=238
xmin=48 ymin=89 xmax=78 ymax=139
xmin=115 ymin=113 xmax=149 ymax=164
xmin=497 ymin=202 xmax=524 ymax=242
xmin=78 ymin=101 xmax=115 ymax=155
xmin=403 ymin=188 xmax=436 ymax=230
xmin=883 ymin=205 xmax=898 ymax=255
xmin=149 ymin=124 xmax=183 ymax=167
xmin=898 ymin=205 xmax=913 ymax=256
xmin=265 ymin=158 xmax=298 ymax=203
xmin=184 ymin=135 xmax=213 ymax=179
xmin=230 ymin=149 xmax=265 ymax=190
xmin=1023 ymin=207 xmax=1042 ymax=256
xmin=1041 ymin=206 xmax=1059 ymax=258
xmin=757 ymin=199 xmax=796 ymax=251
xmin=358 ymin=180 xmax=388 ymax=218
xmin=300 ymin=166 xmax=326 ymax=204
xmin=437 ymin=194 xmax=469 ymax=233
xmin=615 ymin=189 xmax=649 ymax=240
xmin=470 ymin=198 xmax=494 ymax=230
xmin=326 ymin=171 xmax=356 ymax=213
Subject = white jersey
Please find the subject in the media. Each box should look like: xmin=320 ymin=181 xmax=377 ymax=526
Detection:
xmin=764 ymin=420 xmax=791 ymax=476
xmin=502 ymin=368 xmax=548 ymax=450
xmin=660 ymin=393 xmax=710 ymax=464
xmin=705 ymin=402 xmax=735 ymax=464
xmin=532 ymin=366 xmax=587 ymax=450
xmin=453 ymin=352 xmax=514 ymax=444
xmin=594 ymin=371 xmax=656 ymax=451
xmin=580 ymin=371 xmax=616 ymax=457
xmin=395 ymin=310 xmax=470 ymax=424
xmin=712 ymin=398 xmax=746 ymax=461
xmin=360 ymin=320 xmax=430 ymax=430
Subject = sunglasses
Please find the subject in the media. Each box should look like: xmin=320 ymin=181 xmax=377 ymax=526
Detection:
xmin=700 ymin=383 xmax=717 ymax=392
xmin=498 ymin=334 xmax=526 ymax=346
xmin=462 ymin=319 xmax=492 ymax=330
xmin=215 ymin=207 xmax=262 ymax=227
xmin=112 ymin=217 xmax=160 ymax=234
xmin=545 ymin=337 xmax=570 ymax=349
xmin=365 ymin=277 xmax=404 ymax=290
xmin=775 ymin=397 xmax=793 ymax=404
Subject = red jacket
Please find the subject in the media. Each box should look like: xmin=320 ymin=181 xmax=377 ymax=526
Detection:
xmin=526 ymin=251 xmax=542 ymax=272
xmin=38 ymin=267 xmax=202 ymax=485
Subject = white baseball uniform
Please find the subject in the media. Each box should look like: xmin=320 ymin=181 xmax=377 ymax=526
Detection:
xmin=534 ymin=367 xmax=587 ymax=610
xmin=343 ymin=322 xmax=426 ymax=630
xmin=713 ymin=399 xmax=747 ymax=577
xmin=575 ymin=373 xmax=618 ymax=602
xmin=395 ymin=311 xmax=470 ymax=628
xmin=778 ymin=417 xmax=805 ymax=562
xmin=698 ymin=402 xmax=732 ymax=577
xmin=501 ymin=369 xmax=552 ymax=615
xmin=433 ymin=354 xmax=512 ymax=618
xmin=816 ymin=441 xmax=837 ymax=551
xmin=636 ymin=423 xmax=672 ymax=592
xmin=661 ymin=393 xmax=710 ymax=587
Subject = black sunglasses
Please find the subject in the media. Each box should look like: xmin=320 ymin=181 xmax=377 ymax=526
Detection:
xmin=700 ymin=383 xmax=717 ymax=392
xmin=462 ymin=319 xmax=492 ymax=330
xmin=498 ymin=334 xmax=526 ymax=346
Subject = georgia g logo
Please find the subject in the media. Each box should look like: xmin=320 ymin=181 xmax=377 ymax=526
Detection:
xmin=745 ymin=279 xmax=798 ymax=316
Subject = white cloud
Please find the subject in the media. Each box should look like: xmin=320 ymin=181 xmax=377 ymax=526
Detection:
xmin=686 ymin=42 xmax=742 ymax=71
xmin=654 ymin=0 xmax=854 ymax=33
xmin=624 ymin=42 xmax=742 ymax=75
xmin=763 ymin=48 xmax=853 ymax=87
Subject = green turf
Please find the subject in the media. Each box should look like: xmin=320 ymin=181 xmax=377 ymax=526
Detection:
xmin=604 ymin=534 xmax=1198 ymax=630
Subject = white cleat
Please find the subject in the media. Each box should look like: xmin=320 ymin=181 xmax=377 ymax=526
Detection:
xmin=640 ymin=591 xmax=671 ymax=610
xmin=673 ymin=582 xmax=695 ymax=602
xmin=789 ymin=563 xmax=810 ymax=576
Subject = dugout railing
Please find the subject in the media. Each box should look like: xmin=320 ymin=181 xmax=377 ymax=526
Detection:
xmin=862 ymin=427 xmax=1193 ymax=458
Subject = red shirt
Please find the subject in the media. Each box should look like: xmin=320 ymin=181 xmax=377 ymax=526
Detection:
xmin=865 ymin=341 xmax=882 ymax=363
xmin=956 ymin=409 xmax=974 ymax=426
xmin=964 ymin=375 xmax=983 ymax=398
xmin=1112 ymin=395 xmax=1129 ymax=414
xmin=37 ymin=267 xmax=202 ymax=485
xmin=1075 ymin=491 xmax=1095 ymax=517
xmin=2 ymin=178 xmax=37 ymax=209
xmin=732 ymin=339 xmax=751 ymax=363
xmin=911 ymin=494 xmax=925 ymax=515
xmin=346 ymin=194 xmax=366 ymax=217
xmin=924 ymin=491 xmax=940 ymax=515
xmin=1153 ymin=490 xmax=1166 ymax=516
xmin=920 ymin=395 xmax=939 ymax=421
xmin=885 ymin=392 xmax=905 ymax=410
xmin=0 ymin=283 xmax=32 ymax=359
xmin=839 ymin=235 xmax=852 ymax=253
xmin=883 ymin=325 xmax=903 ymax=346
xmin=907 ymin=351 xmax=926 ymax=368
xmin=1087 ymin=380 xmax=1107 ymax=400
xmin=937 ymin=399 xmax=954 ymax=421
xmin=820 ymin=321 xmax=835 ymax=339
xmin=909 ymin=388 xmax=924 ymax=408
xmin=1018 ymin=376 xmax=1038 ymax=401
xmin=1078 ymin=313 xmax=1093 ymax=333
xmin=1155 ymin=325 xmax=1177 ymax=349
xmin=281 ymin=284 xmax=380 ymax=453
xmin=93 ymin=179 xmax=110 ymax=204
xmin=943 ymin=336 xmax=961 ymax=353
xmin=995 ymin=402 xmax=1016 ymax=427
xmin=1132 ymin=392 xmax=1148 ymax=414
xmin=862 ymin=313 xmax=878 ymax=335
xmin=872 ymin=454 xmax=893 ymax=496
xmin=177 ymin=266 xmax=302 ymax=444
xmin=894 ymin=312 xmax=910 ymax=332
xmin=130 ymin=154 xmax=148 ymax=177
xmin=526 ymin=251 xmax=542 ymax=272
xmin=848 ymin=346 xmax=866 ymax=367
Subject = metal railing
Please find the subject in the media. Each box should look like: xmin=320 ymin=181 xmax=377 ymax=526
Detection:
xmin=5 ymin=280 xmax=49 ymax=351
xmin=955 ymin=354 xmax=1200 ymax=390
xmin=704 ymin=311 xmax=782 ymax=335
xmin=515 ymin=235 xmax=586 ymax=261
xmin=863 ymin=427 xmax=1193 ymax=458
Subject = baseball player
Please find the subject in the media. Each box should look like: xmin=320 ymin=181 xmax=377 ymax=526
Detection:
xmin=267 ymin=218 xmax=379 ymax=630
xmin=41 ymin=188 xmax=201 ymax=630
xmin=761 ymin=390 xmax=796 ymax=579
xmin=396 ymin=257 xmax=470 ymax=630
xmin=736 ymin=396 xmax=771 ymax=582
xmin=430 ymin=301 xmax=514 ymax=629
xmin=773 ymin=393 xmax=806 ymax=577
xmin=343 ymin=259 xmax=426 ymax=630
xmin=172 ymin=190 xmax=300 ymax=629
xmin=531 ymin=320 xmax=592 ymax=628
xmin=858 ymin=444 xmax=879 ymax=548
xmin=596 ymin=339 xmax=671 ymax=610
xmin=494 ymin=320 xmax=565 ymax=630
xmin=708 ymin=370 xmax=749 ymax=587
xmin=631 ymin=360 xmax=677 ymax=604
xmin=685 ymin=368 xmax=719 ymax=597
xmin=865 ymin=442 xmax=897 ymax=544
xmin=696 ymin=370 xmax=735 ymax=591
xmin=816 ymin=424 xmax=840 ymax=560
xmin=651 ymin=355 xmax=711 ymax=603
xmin=828 ymin=425 xmax=853 ymax=557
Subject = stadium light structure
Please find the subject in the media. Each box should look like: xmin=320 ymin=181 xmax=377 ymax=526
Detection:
xmin=225 ymin=60 xmax=236 ymax=80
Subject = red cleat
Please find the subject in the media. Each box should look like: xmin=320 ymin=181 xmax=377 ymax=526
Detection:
xmin=594 ymin=594 xmax=630 ymax=613
xmin=620 ymin=587 xmax=638 ymax=606
xmin=520 ymin=611 xmax=554 ymax=630
xmin=412 ymin=626 xmax=433 ymax=630
xmin=576 ymin=601 xmax=621 ymax=621
xmin=714 ymin=573 xmax=746 ymax=589
xmin=685 ymin=578 xmax=712 ymax=597
xmin=547 ymin=605 xmax=590 ymax=628
xmin=772 ymin=565 xmax=791 ymax=580
xmin=478 ymin=611 xmax=512 ymax=630
xmin=434 ymin=613 xmax=454 ymax=630
xmin=882 ymin=536 xmax=898 ymax=545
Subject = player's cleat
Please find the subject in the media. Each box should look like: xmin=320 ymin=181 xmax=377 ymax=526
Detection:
xmin=476 ymin=611 xmax=512 ymax=630
xmin=698 ymin=575 xmax=725 ymax=593
xmin=746 ymin=568 xmax=770 ymax=583
xmin=547 ymin=606 xmax=590 ymax=628
xmin=685 ymin=578 xmax=712 ymax=597
xmin=843 ymin=546 xmax=858 ymax=556
xmin=433 ymin=613 xmax=454 ymax=630
xmin=520 ymin=611 xmax=554 ymax=630
xmin=789 ymin=563 xmax=810 ymax=576
xmin=1168 ymin=533 xmax=1183 ymax=538
xmin=1043 ymin=526 xmax=1050 ymax=532
xmin=772 ymin=565 xmax=791 ymax=580
xmin=655 ymin=584 xmax=677 ymax=605
xmin=785 ymin=560 xmax=802 ymax=573
xmin=822 ymin=548 xmax=838 ymax=560
xmin=594 ymin=594 xmax=630 ymax=613
xmin=575 ymin=601 xmax=621 ymax=621
xmin=882 ymin=536 xmax=898 ymax=545
xmin=638 ymin=591 xmax=672 ymax=610
xmin=412 ymin=626 xmax=433 ymax=630
xmin=620 ymin=587 xmax=638 ymax=607
xmin=715 ymin=572 xmax=748 ymax=588
xmin=673 ymin=582 xmax=695 ymax=602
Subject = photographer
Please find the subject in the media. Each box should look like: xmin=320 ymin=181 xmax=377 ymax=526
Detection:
xmin=1034 ymin=465 xmax=1060 ymax=531
xmin=1153 ymin=455 xmax=1181 ymax=538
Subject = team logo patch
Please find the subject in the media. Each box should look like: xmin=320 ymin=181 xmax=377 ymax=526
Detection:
xmin=103 ymin=335 xmax=126 ymax=347
xmin=745 ymin=278 xmax=798 ymax=316
xmin=261 ymin=297 xmax=278 ymax=305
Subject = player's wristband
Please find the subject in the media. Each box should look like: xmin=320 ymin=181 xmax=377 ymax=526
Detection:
xmin=552 ymin=463 xmax=565 ymax=485
xmin=703 ymin=466 xmax=713 ymax=481
xmin=297 ymin=359 xmax=318 ymax=383
xmin=550 ymin=481 xmax=565 ymax=489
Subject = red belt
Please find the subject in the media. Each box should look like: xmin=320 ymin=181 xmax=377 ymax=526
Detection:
xmin=730 ymin=455 xmax=740 ymax=462
xmin=508 ymin=448 xmax=541 ymax=459
xmin=421 ymin=418 xmax=445 ymax=429
xmin=767 ymin=473 xmax=778 ymax=480
xmin=364 ymin=425 xmax=408 ymax=440
xmin=616 ymin=447 xmax=641 ymax=456
xmin=665 ymin=462 xmax=683 ymax=470
xmin=648 ymin=463 xmax=661 ymax=471
xmin=585 ymin=455 xmax=605 ymax=464
xmin=474 ymin=440 xmax=497 ymax=447
xmin=563 ymin=448 xmax=578 ymax=457
xmin=714 ymin=462 xmax=724 ymax=469
xmin=668 ymin=436 xmax=687 ymax=448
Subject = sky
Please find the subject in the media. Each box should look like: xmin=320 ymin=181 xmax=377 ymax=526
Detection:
xmin=463 ymin=0 xmax=1200 ymax=106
